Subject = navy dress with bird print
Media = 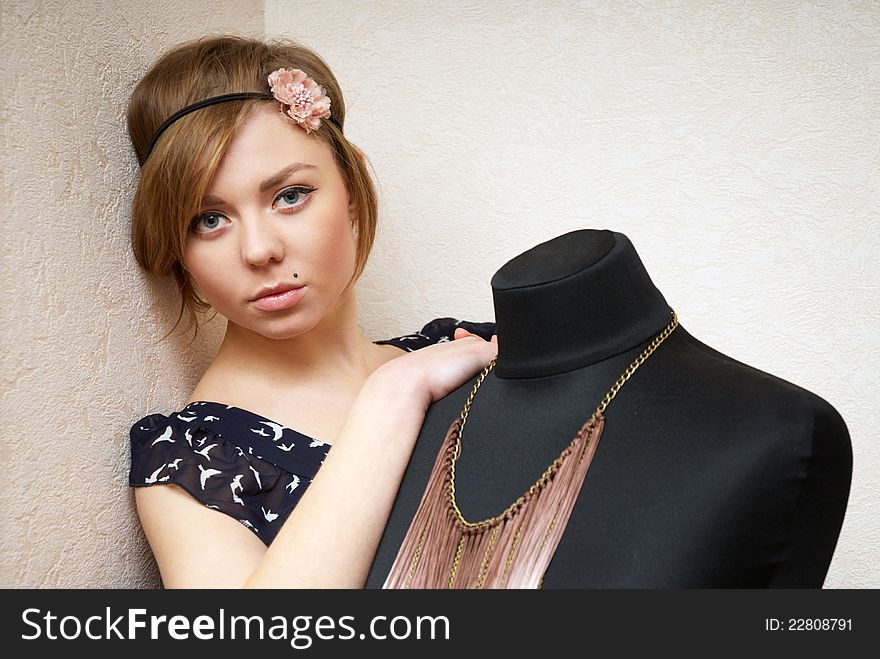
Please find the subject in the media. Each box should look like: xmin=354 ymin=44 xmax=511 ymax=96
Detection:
xmin=128 ymin=317 xmax=495 ymax=545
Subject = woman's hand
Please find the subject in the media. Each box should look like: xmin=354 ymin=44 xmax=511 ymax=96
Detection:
xmin=369 ymin=328 xmax=498 ymax=411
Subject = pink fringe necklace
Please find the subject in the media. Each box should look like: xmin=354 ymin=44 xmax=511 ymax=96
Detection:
xmin=383 ymin=308 xmax=678 ymax=589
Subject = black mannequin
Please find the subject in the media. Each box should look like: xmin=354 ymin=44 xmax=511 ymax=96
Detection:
xmin=366 ymin=229 xmax=852 ymax=588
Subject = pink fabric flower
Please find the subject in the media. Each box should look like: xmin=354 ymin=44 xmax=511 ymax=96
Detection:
xmin=267 ymin=68 xmax=332 ymax=133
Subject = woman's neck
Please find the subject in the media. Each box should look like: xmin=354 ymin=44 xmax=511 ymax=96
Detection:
xmin=491 ymin=230 xmax=672 ymax=379
xmin=208 ymin=294 xmax=387 ymax=387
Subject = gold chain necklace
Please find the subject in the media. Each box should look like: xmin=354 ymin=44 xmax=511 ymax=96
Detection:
xmin=383 ymin=307 xmax=679 ymax=589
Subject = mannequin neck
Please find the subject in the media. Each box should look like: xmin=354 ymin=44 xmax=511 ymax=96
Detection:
xmin=491 ymin=229 xmax=671 ymax=379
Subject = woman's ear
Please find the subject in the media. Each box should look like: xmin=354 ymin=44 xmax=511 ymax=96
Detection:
xmin=347 ymin=184 xmax=357 ymax=223
xmin=347 ymin=146 xmax=366 ymax=232
xmin=347 ymin=187 xmax=358 ymax=237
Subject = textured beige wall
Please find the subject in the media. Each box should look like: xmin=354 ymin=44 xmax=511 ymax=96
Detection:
xmin=0 ymin=1 xmax=263 ymax=587
xmin=1 ymin=0 xmax=877 ymax=588
xmin=265 ymin=1 xmax=879 ymax=588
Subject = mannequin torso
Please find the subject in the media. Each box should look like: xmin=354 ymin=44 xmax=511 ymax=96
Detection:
xmin=366 ymin=229 xmax=852 ymax=588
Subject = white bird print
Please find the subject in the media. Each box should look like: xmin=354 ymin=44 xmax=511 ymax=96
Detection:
xmin=251 ymin=427 xmax=270 ymax=437
xmin=138 ymin=426 xmax=150 ymax=431
xmin=229 ymin=475 xmax=245 ymax=505
xmin=145 ymin=464 xmax=166 ymax=484
xmin=248 ymin=465 xmax=262 ymax=490
xmin=158 ymin=475 xmax=170 ymax=482
xmin=176 ymin=414 xmax=197 ymax=422
xmin=150 ymin=426 xmax=175 ymax=447
xmin=204 ymin=415 xmax=220 ymax=422
xmin=278 ymin=442 xmax=295 ymax=452
xmin=225 ymin=405 xmax=234 ymax=409
xmin=285 ymin=475 xmax=301 ymax=494
xmin=235 ymin=446 xmax=247 ymax=459
xmin=230 ymin=474 xmax=244 ymax=493
xmin=238 ymin=519 xmax=257 ymax=530
xmin=197 ymin=437 xmax=209 ymax=447
xmin=198 ymin=464 xmax=222 ymax=490
xmin=260 ymin=421 xmax=284 ymax=442
xmin=184 ymin=428 xmax=193 ymax=447
xmin=167 ymin=458 xmax=182 ymax=470
xmin=194 ymin=443 xmax=218 ymax=460
xmin=262 ymin=507 xmax=279 ymax=522
xmin=309 ymin=438 xmax=325 ymax=448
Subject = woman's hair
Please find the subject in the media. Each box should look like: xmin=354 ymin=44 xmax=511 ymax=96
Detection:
xmin=127 ymin=35 xmax=379 ymax=343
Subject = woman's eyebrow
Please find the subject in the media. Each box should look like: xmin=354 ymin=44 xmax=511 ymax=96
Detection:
xmin=258 ymin=162 xmax=317 ymax=192
xmin=202 ymin=162 xmax=317 ymax=204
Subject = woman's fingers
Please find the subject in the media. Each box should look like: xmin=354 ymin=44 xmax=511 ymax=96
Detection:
xmin=454 ymin=327 xmax=498 ymax=343
xmin=375 ymin=327 xmax=498 ymax=406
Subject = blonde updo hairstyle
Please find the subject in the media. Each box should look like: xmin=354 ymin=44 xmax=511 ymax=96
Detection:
xmin=127 ymin=35 xmax=378 ymax=343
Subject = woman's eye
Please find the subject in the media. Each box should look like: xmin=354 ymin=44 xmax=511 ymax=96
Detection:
xmin=190 ymin=212 xmax=227 ymax=234
xmin=275 ymin=186 xmax=315 ymax=209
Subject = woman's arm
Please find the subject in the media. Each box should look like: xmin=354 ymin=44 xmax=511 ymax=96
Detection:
xmin=245 ymin=372 xmax=428 ymax=587
xmin=134 ymin=331 xmax=497 ymax=588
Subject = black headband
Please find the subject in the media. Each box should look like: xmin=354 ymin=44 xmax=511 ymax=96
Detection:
xmin=141 ymin=92 xmax=274 ymax=164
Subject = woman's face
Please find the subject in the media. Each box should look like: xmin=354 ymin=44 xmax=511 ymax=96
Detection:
xmin=182 ymin=104 xmax=358 ymax=339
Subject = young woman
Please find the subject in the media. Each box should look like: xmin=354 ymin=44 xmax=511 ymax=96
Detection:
xmin=126 ymin=35 xmax=497 ymax=588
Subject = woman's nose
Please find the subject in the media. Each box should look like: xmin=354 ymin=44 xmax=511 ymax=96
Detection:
xmin=240 ymin=216 xmax=285 ymax=266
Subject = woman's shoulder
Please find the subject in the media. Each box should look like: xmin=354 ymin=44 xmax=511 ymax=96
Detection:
xmin=374 ymin=316 xmax=496 ymax=352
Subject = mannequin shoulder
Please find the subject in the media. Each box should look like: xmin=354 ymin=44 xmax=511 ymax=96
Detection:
xmin=671 ymin=327 xmax=851 ymax=448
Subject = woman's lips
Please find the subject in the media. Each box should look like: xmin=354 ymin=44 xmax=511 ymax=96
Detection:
xmin=251 ymin=286 xmax=305 ymax=311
